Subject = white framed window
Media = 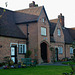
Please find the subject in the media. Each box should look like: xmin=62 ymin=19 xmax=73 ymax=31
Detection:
xmin=41 ymin=27 xmax=46 ymax=36
xmin=70 ymin=47 xmax=73 ymax=54
xmin=58 ymin=47 xmax=63 ymax=54
xmin=18 ymin=44 xmax=26 ymax=54
xmin=57 ymin=29 xmax=61 ymax=36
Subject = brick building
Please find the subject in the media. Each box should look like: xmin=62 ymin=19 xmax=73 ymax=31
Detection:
xmin=50 ymin=13 xmax=75 ymax=61
xmin=0 ymin=1 xmax=75 ymax=64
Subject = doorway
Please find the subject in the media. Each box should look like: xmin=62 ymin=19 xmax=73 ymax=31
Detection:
xmin=55 ymin=48 xmax=58 ymax=61
xmin=11 ymin=46 xmax=17 ymax=64
xmin=41 ymin=42 xmax=47 ymax=63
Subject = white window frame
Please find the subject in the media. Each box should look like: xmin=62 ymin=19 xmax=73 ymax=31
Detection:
xmin=57 ymin=29 xmax=61 ymax=36
xmin=58 ymin=47 xmax=63 ymax=54
xmin=70 ymin=47 xmax=73 ymax=54
xmin=41 ymin=27 xmax=46 ymax=36
xmin=18 ymin=44 xmax=26 ymax=54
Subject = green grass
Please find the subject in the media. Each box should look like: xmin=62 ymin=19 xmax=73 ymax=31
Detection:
xmin=62 ymin=61 xmax=75 ymax=65
xmin=0 ymin=66 xmax=73 ymax=75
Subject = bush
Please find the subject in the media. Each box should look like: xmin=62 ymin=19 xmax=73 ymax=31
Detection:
xmin=0 ymin=62 xmax=5 ymax=67
xmin=25 ymin=50 xmax=32 ymax=58
xmin=3 ymin=56 xmax=14 ymax=66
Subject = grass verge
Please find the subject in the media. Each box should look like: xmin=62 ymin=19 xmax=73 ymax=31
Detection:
xmin=62 ymin=61 xmax=75 ymax=65
xmin=0 ymin=65 xmax=73 ymax=75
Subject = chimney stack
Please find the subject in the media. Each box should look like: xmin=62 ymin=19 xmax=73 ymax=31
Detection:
xmin=29 ymin=1 xmax=38 ymax=7
xmin=58 ymin=13 xmax=64 ymax=27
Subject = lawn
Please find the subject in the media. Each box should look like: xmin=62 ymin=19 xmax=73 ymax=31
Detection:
xmin=62 ymin=61 xmax=75 ymax=65
xmin=0 ymin=65 xmax=73 ymax=75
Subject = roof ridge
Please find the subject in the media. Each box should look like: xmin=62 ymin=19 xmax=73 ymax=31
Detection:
xmin=15 ymin=6 xmax=43 ymax=12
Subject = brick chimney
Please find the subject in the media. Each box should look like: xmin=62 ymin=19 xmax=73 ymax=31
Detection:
xmin=58 ymin=13 xmax=64 ymax=27
xmin=29 ymin=1 xmax=38 ymax=7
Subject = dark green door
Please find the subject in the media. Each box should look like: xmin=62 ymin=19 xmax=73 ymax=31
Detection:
xmin=55 ymin=48 xmax=58 ymax=61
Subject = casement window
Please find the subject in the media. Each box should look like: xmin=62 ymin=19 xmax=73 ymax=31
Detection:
xmin=18 ymin=44 xmax=26 ymax=54
xmin=70 ymin=47 xmax=73 ymax=54
xmin=57 ymin=29 xmax=61 ymax=36
xmin=41 ymin=27 xmax=46 ymax=36
xmin=58 ymin=47 xmax=63 ymax=54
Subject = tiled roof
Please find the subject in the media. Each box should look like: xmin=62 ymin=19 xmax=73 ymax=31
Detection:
xmin=63 ymin=28 xmax=73 ymax=44
xmin=15 ymin=6 xmax=43 ymax=24
xmin=50 ymin=19 xmax=75 ymax=43
xmin=50 ymin=22 xmax=56 ymax=36
xmin=0 ymin=7 xmax=26 ymax=39
xmin=67 ymin=28 xmax=75 ymax=40
xmin=50 ymin=19 xmax=58 ymax=23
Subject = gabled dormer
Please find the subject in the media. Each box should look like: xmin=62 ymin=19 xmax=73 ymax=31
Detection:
xmin=53 ymin=18 xmax=65 ymax=43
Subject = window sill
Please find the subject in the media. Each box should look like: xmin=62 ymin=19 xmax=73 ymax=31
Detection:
xmin=70 ymin=53 xmax=73 ymax=54
xmin=59 ymin=53 xmax=63 ymax=54
xmin=18 ymin=53 xmax=26 ymax=54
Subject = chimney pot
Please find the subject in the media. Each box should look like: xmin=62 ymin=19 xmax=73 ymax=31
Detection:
xmin=32 ymin=1 xmax=35 ymax=4
xmin=58 ymin=13 xmax=64 ymax=27
xmin=29 ymin=1 xmax=38 ymax=7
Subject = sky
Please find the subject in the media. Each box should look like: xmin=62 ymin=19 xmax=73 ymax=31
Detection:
xmin=0 ymin=0 xmax=75 ymax=28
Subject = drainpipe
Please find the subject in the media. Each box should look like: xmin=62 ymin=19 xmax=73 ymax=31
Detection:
xmin=26 ymin=24 xmax=29 ymax=51
xmin=64 ymin=43 xmax=66 ymax=58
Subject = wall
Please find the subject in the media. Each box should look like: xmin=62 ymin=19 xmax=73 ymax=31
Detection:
xmin=18 ymin=8 xmax=51 ymax=64
xmin=37 ymin=9 xmax=50 ymax=63
xmin=0 ymin=36 xmax=26 ymax=63
xmin=66 ymin=44 xmax=73 ymax=58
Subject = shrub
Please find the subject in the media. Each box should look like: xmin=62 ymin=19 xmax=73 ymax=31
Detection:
xmin=0 ymin=62 xmax=5 ymax=67
xmin=25 ymin=50 xmax=32 ymax=58
xmin=3 ymin=56 xmax=14 ymax=66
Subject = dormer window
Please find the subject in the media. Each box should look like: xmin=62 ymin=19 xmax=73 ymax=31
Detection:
xmin=57 ymin=29 xmax=61 ymax=36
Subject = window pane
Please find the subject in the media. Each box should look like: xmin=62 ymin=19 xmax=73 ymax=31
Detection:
xmin=70 ymin=47 xmax=73 ymax=54
xmin=58 ymin=29 xmax=61 ymax=36
xmin=41 ymin=27 xmax=46 ymax=36
xmin=19 ymin=45 xmax=22 ymax=53
xmin=23 ymin=44 xmax=26 ymax=53
xmin=11 ymin=47 xmax=15 ymax=55
xmin=42 ymin=18 xmax=44 ymax=22
xmin=58 ymin=47 xmax=63 ymax=54
xmin=19 ymin=44 xmax=26 ymax=54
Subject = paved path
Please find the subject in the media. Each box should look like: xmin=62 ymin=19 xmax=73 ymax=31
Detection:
xmin=37 ymin=62 xmax=68 ymax=66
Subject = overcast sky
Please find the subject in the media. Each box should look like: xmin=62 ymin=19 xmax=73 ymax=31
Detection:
xmin=0 ymin=0 xmax=75 ymax=28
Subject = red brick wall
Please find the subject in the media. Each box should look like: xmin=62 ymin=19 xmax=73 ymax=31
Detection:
xmin=50 ymin=42 xmax=73 ymax=61
xmin=50 ymin=42 xmax=65 ymax=60
xmin=66 ymin=44 xmax=73 ymax=58
xmin=37 ymin=9 xmax=50 ymax=63
xmin=54 ymin=21 xmax=64 ymax=43
xmin=18 ymin=22 xmax=38 ymax=59
xmin=18 ymin=9 xmax=51 ymax=64
xmin=0 ymin=36 xmax=26 ymax=63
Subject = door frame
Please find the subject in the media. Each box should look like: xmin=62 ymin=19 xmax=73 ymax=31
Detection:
xmin=11 ymin=45 xmax=17 ymax=64
xmin=55 ymin=48 xmax=58 ymax=61
xmin=40 ymin=42 xmax=47 ymax=63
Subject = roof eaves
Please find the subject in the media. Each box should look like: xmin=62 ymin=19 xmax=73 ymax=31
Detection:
xmin=16 ymin=20 xmax=37 ymax=24
xmin=0 ymin=35 xmax=26 ymax=39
